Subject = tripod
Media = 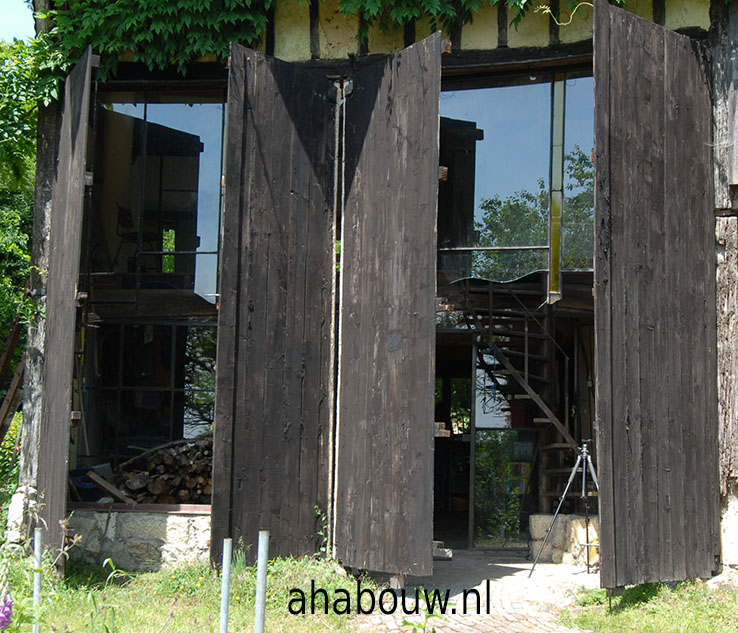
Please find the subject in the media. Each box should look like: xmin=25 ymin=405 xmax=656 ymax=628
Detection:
xmin=528 ymin=440 xmax=599 ymax=578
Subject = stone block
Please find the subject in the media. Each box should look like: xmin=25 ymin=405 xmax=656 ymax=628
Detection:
xmin=529 ymin=539 xmax=554 ymax=562
xmin=529 ymin=514 xmax=553 ymax=540
xmin=721 ymin=492 xmax=738 ymax=566
xmin=190 ymin=516 xmax=211 ymax=551
xmin=164 ymin=515 xmax=190 ymax=544
xmin=118 ymin=512 xmax=167 ymax=540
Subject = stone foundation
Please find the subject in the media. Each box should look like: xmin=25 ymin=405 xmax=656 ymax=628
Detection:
xmin=528 ymin=514 xmax=600 ymax=566
xmin=67 ymin=505 xmax=211 ymax=571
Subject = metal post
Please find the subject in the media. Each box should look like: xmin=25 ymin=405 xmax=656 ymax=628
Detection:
xmin=254 ymin=530 xmax=269 ymax=633
xmin=219 ymin=538 xmax=232 ymax=633
xmin=32 ymin=527 xmax=42 ymax=633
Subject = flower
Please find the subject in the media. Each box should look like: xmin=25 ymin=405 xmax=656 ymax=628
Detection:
xmin=0 ymin=586 xmax=13 ymax=631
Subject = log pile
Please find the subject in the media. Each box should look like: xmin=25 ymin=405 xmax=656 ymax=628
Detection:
xmin=114 ymin=436 xmax=213 ymax=504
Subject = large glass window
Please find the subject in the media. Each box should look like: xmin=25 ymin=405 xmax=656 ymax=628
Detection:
xmin=437 ymin=72 xmax=594 ymax=287
xmin=79 ymin=90 xmax=225 ymax=468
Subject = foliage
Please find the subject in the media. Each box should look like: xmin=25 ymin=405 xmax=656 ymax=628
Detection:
xmin=434 ymin=377 xmax=471 ymax=434
xmin=561 ymin=578 xmax=738 ymax=633
xmin=183 ymin=325 xmax=217 ymax=432
xmin=0 ymin=415 xmax=22 ymax=539
xmin=47 ymin=0 xmax=273 ymax=79
xmin=472 ymin=147 xmax=594 ymax=282
xmin=0 ymin=191 xmax=33 ymax=400
xmin=28 ymin=555 xmax=379 ymax=632
xmin=37 ymin=0 xmax=620 ymax=84
xmin=474 ymin=429 xmax=521 ymax=541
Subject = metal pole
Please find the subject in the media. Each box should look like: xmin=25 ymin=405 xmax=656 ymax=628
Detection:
xmin=254 ymin=530 xmax=269 ymax=633
xmin=32 ymin=527 xmax=42 ymax=633
xmin=219 ymin=538 xmax=232 ymax=633
xmin=529 ymin=453 xmax=582 ymax=578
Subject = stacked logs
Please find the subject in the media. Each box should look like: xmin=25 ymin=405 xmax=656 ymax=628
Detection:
xmin=115 ymin=436 xmax=213 ymax=504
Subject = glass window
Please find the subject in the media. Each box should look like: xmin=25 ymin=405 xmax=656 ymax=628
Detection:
xmin=438 ymin=72 xmax=594 ymax=285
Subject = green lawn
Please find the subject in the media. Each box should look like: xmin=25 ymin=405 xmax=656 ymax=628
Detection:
xmin=561 ymin=577 xmax=738 ymax=633
xmin=1 ymin=551 xmax=379 ymax=632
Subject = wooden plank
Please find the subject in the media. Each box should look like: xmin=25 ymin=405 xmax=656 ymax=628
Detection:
xmin=0 ymin=315 xmax=22 ymax=390
xmin=0 ymin=358 xmax=24 ymax=442
xmin=334 ymin=33 xmax=441 ymax=576
xmin=212 ymin=44 xmax=335 ymax=564
xmin=85 ymin=471 xmax=135 ymax=505
xmin=36 ymin=47 xmax=93 ymax=558
xmin=594 ymin=0 xmax=720 ymax=588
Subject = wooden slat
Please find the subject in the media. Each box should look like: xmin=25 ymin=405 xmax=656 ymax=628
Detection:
xmin=333 ymin=33 xmax=441 ymax=576
xmin=0 ymin=315 xmax=22 ymax=390
xmin=593 ymin=0 xmax=719 ymax=588
xmin=211 ymin=44 xmax=335 ymax=564
xmin=37 ymin=47 xmax=93 ymax=557
xmin=0 ymin=358 xmax=24 ymax=442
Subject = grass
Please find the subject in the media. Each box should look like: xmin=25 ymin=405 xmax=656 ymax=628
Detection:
xmin=560 ymin=577 xmax=738 ymax=633
xmin=0 ymin=549 xmax=381 ymax=633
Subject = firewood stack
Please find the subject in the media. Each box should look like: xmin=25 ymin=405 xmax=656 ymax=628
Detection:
xmin=114 ymin=436 xmax=213 ymax=504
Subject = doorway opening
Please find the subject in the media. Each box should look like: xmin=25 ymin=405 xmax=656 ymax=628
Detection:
xmin=433 ymin=69 xmax=597 ymax=556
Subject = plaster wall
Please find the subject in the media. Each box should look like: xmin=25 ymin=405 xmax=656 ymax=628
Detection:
xmin=272 ymin=0 xmax=711 ymax=61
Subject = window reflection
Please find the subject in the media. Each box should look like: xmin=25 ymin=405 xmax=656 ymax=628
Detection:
xmin=438 ymin=73 xmax=594 ymax=284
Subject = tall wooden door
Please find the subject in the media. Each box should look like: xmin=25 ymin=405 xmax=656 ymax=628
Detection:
xmin=38 ymin=47 xmax=94 ymax=553
xmin=213 ymin=35 xmax=442 ymax=575
xmin=333 ymin=33 xmax=441 ymax=576
xmin=212 ymin=44 xmax=336 ymax=564
xmin=594 ymin=0 xmax=721 ymax=588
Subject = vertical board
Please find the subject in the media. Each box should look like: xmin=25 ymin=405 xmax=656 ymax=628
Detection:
xmin=594 ymin=0 xmax=720 ymax=588
xmin=334 ymin=33 xmax=441 ymax=576
xmin=37 ymin=48 xmax=93 ymax=554
xmin=211 ymin=44 xmax=335 ymax=564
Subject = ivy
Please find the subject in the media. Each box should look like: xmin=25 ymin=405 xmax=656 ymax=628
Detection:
xmin=43 ymin=0 xmax=611 ymax=83
xmin=47 ymin=0 xmax=273 ymax=80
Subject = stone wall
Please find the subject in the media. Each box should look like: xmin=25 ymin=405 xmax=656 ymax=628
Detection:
xmin=68 ymin=508 xmax=211 ymax=571
xmin=529 ymin=514 xmax=600 ymax=566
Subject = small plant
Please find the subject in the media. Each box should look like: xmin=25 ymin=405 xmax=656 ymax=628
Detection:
xmin=314 ymin=505 xmax=329 ymax=558
xmin=401 ymin=590 xmax=449 ymax=633
xmin=102 ymin=559 xmax=133 ymax=588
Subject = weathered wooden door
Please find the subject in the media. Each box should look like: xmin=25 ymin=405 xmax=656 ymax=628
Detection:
xmin=212 ymin=44 xmax=336 ymax=564
xmin=594 ymin=0 xmax=721 ymax=588
xmin=38 ymin=47 xmax=94 ymax=553
xmin=333 ymin=33 xmax=441 ymax=576
xmin=214 ymin=35 xmax=441 ymax=575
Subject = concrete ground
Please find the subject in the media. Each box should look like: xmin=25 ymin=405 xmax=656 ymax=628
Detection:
xmin=353 ymin=550 xmax=599 ymax=633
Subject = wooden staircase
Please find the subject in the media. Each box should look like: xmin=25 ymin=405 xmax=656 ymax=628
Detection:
xmin=439 ymin=276 xmax=580 ymax=513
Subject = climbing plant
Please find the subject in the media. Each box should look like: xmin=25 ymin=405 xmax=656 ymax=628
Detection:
xmin=42 ymin=0 xmax=618 ymax=81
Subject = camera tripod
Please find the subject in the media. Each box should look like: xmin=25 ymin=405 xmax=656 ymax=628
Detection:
xmin=528 ymin=440 xmax=600 ymax=577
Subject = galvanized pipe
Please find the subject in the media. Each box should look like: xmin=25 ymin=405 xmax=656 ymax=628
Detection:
xmin=254 ymin=531 xmax=269 ymax=633
xmin=32 ymin=527 xmax=42 ymax=633
xmin=219 ymin=538 xmax=232 ymax=633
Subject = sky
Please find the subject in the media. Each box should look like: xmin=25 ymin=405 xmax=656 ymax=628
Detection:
xmin=0 ymin=0 xmax=34 ymax=41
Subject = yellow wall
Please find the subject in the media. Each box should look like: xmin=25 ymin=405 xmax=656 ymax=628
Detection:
xmin=665 ymin=0 xmax=710 ymax=31
xmin=319 ymin=0 xmax=359 ymax=58
xmin=461 ymin=6 xmax=498 ymax=50
xmin=275 ymin=0 xmax=311 ymax=61
xmin=271 ymin=0 xmax=713 ymax=61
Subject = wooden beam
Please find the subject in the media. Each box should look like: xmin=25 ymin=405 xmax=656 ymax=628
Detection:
xmin=86 ymin=471 xmax=136 ymax=505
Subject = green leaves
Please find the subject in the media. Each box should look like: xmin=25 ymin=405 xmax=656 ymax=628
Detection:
xmin=48 ymin=0 xmax=273 ymax=79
